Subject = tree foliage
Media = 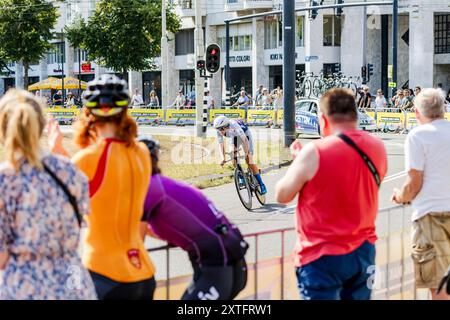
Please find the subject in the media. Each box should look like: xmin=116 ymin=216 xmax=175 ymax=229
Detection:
xmin=66 ymin=0 xmax=180 ymax=78
xmin=0 ymin=0 xmax=59 ymax=88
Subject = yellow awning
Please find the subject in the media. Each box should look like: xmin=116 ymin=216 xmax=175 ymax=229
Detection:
xmin=28 ymin=76 xmax=88 ymax=90
xmin=27 ymin=77 xmax=61 ymax=91
xmin=59 ymin=76 xmax=88 ymax=90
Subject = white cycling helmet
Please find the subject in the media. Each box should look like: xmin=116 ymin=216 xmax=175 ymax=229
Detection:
xmin=213 ymin=115 xmax=230 ymax=129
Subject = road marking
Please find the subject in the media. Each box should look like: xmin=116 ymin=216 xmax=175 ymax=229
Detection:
xmin=383 ymin=171 xmax=406 ymax=184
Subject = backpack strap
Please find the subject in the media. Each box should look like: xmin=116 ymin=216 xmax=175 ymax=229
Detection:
xmin=337 ymin=133 xmax=381 ymax=188
xmin=43 ymin=163 xmax=82 ymax=227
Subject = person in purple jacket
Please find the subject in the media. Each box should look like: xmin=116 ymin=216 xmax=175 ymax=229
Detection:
xmin=139 ymin=137 xmax=248 ymax=300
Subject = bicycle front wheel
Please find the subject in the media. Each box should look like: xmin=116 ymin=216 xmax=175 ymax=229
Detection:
xmin=312 ymin=79 xmax=321 ymax=97
xmin=234 ymin=167 xmax=252 ymax=210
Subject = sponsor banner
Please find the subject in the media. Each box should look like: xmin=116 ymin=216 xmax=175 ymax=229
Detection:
xmin=209 ymin=109 xmax=246 ymax=122
xmin=295 ymin=111 xmax=319 ymax=135
xmin=366 ymin=111 xmax=375 ymax=119
xmin=376 ymin=112 xmax=405 ymax=132
xmin=247 ymin=110 xmax=274 ymax=126
xmin=129 ymin=109 xmax=164 ymax=125
xmin=277 ymin=109 xmax=284 ymax=123
xmin=166 ymin=109 xmax=196 ymax=125
xmin=405 ymin=112 xmax=419 ymax=131
xmin=44 ymin=108 xmax=80 ymax=122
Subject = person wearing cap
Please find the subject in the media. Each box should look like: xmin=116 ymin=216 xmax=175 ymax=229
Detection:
xmin=47 ymin=74 xmax=156 ymax=300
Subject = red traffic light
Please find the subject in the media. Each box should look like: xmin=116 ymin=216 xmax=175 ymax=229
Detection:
xmin=205 ymin=44 xmax=221 ymax=74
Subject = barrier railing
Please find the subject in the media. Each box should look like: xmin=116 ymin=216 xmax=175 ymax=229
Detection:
xmin=45 ymin=107 xmax=450 ymax=131
xmin=146 ymin=204 xmax=434 ymax=300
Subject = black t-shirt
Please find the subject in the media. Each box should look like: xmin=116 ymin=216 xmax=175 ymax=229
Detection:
xmin=360 ymin=92 xmax=372 ymax=108
xmin=53 ymin=94 xmax=62 ymax=105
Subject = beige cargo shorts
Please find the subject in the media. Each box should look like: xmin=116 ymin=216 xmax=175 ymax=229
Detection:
xmin=411 ymin=212 xmax=450 ymax=289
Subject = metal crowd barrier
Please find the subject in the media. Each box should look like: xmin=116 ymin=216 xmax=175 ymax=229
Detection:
xmin=146 ymin=204 xmax=433 ymax=300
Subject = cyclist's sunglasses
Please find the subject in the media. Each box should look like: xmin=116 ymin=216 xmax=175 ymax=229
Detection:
xmin=218 ymin=125 xmax=230 ymax=132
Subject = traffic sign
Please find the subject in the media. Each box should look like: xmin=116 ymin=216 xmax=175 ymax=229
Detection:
xmin=388 ymin=65 xmax=393 ymax=79
xmin=81 ymin=62 xmax=92 ymax=73
xmin=305 ymin=56 xmax=319 ymax=62
xmin=388 ymin=82 xmax=397 ymax=88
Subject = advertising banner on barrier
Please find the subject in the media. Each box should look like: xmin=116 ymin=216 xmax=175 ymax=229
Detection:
xmin=377 ymin=112 xmax=405 ymax=133
xmin=277 ymin=110 xmax=284 ymax=123
xmin=405 ymin=112 xmax=419 ymax=131
xmin=209 ymin=109 xmax=245 ymax=122
xmin=129 ymin=109 xmax=164 ymax=125
xmin=44 ymin=108 xmax=80 ymax=123
xmin=247 ymin=110 xmax=274 ymax=126
xmin=165 ymin=109 xmax=196 ymax=125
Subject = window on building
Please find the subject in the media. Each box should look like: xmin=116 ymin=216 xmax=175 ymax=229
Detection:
xmin=47 ymin=42 xmax=65 ymax=65
xmin=74 ymin=49 xmax=88 ymax=63
xmin=323 ymin=63 xmax=341 ymax=77
xmin=296 ymin=16 xmax=305 ymax=47
xmin=177 ymin=0 xmax=193 ymax=9
xmin=179 ymin=69 xmax=195 ymax=95
xmin=175 ymin=29 xmax=195 ymax=55
xmin=218 ymin=35 xmax=252 ymax=51
xmin=323 ymin=15 xmax=342 ymax=46
xmin=435 ymin=14 xmax=450 ymax=54
xmin=264 ymin=20 xmax=279 ymax=49
xmin=233 ymin=36 xmax=240 ymax=51
xmin=243 ymin=35 xmax=251 ymax=51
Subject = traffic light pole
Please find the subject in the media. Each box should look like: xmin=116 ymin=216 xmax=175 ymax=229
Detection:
xmin=392 ymin=0 xmax=398 ymax=98
xmin=225 ymin=21 xmax=231 ymax=105
xmin=194 ymin=0 xmax=205 ymax=138
xmin=283 ymin=0 xmax=296 ymax=147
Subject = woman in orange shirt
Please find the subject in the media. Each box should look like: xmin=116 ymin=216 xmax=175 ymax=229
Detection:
xmin=49 ymin=75 xmax=155 ymax=300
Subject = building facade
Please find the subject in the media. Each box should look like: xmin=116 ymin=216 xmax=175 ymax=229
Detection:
xmin=1 ymin=0 xmax=449 ymax=106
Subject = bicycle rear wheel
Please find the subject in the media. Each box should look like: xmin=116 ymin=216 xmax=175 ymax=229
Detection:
xmin=247 ymin=171 xmax=266 ymax=206
xmin=234 ymin=167 xmax=252 ymax=210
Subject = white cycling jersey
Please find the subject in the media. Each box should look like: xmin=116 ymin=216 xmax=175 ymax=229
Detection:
xmin=216 ymin=120 xmax=254 ymax=155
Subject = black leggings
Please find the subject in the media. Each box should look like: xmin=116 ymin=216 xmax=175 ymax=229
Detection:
xmin=89 ymin=271 xmax=156 ymax=300
xmin=182 ymin=258 xmax=248 ymax=300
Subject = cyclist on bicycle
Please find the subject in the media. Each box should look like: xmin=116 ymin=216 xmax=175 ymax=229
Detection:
xmin=139 ymin=137 xmax=248 ymax=300
xmin=213 ymin=115 xmax=267 ymax=195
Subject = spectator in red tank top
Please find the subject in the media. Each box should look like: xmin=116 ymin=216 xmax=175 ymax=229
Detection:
xmin=275 ymin=88 xmax=388 ymax=300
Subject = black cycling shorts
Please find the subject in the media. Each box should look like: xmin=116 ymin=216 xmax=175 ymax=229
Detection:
xmin=89 ymin=271 xmax=156 ymax=300
xmin=181 ymin=258 xmax=248 ymax=300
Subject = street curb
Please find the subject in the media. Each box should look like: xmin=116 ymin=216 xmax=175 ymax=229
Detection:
xmin=185 ymin=160 xmax=293 ymax=186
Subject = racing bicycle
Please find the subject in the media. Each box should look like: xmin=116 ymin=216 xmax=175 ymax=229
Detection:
xmin=227 ymin=152 xmax=266 ymax=210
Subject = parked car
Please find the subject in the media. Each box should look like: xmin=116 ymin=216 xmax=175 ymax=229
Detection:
xmin=295 ymin=98 xmax=377 ymax=137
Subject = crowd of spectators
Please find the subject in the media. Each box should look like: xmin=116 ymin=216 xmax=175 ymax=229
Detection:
xmin=358 ymin=85 xmax=450 ymax=113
